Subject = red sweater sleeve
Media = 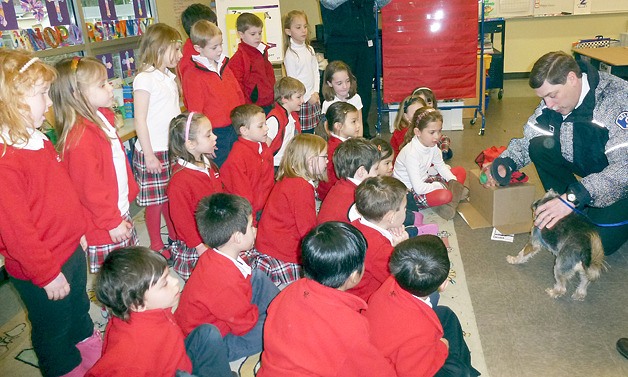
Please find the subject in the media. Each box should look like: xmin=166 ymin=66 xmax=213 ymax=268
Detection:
xmin=291 ymin=182 xmax=317 ymax=238
xmin=222 ymin=149 xmax=255 ymax=209
xmin=228 ymin=50 xmax=247 ymax=97
xmin=167 ymin=176 xmax=203 ymax=249
xmin=64 ymin=122 xmax=122 ymax=235
xmin=182 ymin=73 xmax=208 ymax=115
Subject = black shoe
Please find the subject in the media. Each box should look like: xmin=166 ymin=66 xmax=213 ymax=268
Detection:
xmin=617 ymin=338 xmax=628 ymax=359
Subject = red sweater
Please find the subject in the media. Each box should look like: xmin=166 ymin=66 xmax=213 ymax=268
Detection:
xmin=178 ymin=39 xmax=196 ymax=97
xmin=347 ymin=220 xmax=393 ymax=302
xmin=317 ymin=179 xmax=357 ymax=224
xmin=175 ymin=249 xmax=258 ymax=337
xmin=0 ymin=138 xmax=86 ymax=287
xmin=266 ymin=102 xmax=301 ymax=156
xmin=167 ymin=162 xmax=224 ymax=248
xmin=229 ymin=42 xmax=275 ymax=107
xmin=221 ymin=137 xmax=275 ymax=217
xmin=62 ymin=109 xmax=138 ymax=245
xmin=365 ymin=276 xmax=449 ymax=377
xmin=86 ymin=309 xmax=193 ymax=377
xmin=258 ymin=278 xmax=396 ymax=377
xmin=182 ymin=56 xmax=245 ymax=128
xmin=256 ymin=177 xmax=316 ymax=263
xmin=316 ymin=135 xmax=342 ymax=200
xmin=390 ymin=128 xmax=408 ymax=163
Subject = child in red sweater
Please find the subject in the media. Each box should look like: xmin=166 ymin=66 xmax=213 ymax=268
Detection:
xmin=51 ymin=57 xmax=139 ymax=273
xmin=183 ymin=20 xmax=245 ymax=167
xmin=348 ymin=176 xmax=409 ymax=302
xmin=266 ymin=77 xmax=304 ymax=169
xmin=221 ymin=104 xmax=275 ymax=223
xmin=258 ymin=222 xmax=396 ymax=377
xmin=229 ymin=13 xmax=276 ymax=112
xmin=317 ymin=138 xmax=380 ymax=224
xmin=0 ymin=50 xmax=99 ymax=376
xmin=88 ymin=247 xmax=232 ymax=377
xmin=366 ymin=236 xmax=480 ymax=377
xmin=178 ymin=3 xmax=217 ymax=85
xmin=175 ymin=193 xmax=279 ymax=361
xmin=316 ymin=101 xmax=361 ymax=200
xmin=390 ymin=94 xmax=426 ymax=161
xmin=253 ymin=134 xmax=328 ymax=286
xmin=167 ymin=112 xmax=224 ymax=280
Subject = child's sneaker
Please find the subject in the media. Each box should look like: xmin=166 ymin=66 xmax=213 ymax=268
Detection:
xmin=75 ymin=329 xmax=103 ymax=371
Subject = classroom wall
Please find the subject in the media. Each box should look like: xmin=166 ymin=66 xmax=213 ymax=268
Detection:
xmin=154 ymin=0 xmax=626 ymax=73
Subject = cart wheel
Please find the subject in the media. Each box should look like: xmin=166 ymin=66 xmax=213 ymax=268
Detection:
xmin=470 ymin=118 xmax=477 ymax=125
xmin=498 ymin=89 xmax=504 ymax=100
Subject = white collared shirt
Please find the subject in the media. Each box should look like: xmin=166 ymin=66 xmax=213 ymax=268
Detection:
xmin=330 ymin=132 xmax=348 ymax=142
xmin=213 ymin=248 xmax=252 ymax=278
xmin=0 ymin=127 xmax=47 ymax=150
xmin=357 ymin=217 xmax=394 ymax=245
xmin=192 ymin=53 xmax=227 ymax=74
xmin=413 ymin=294 xmax=433 ymax=308
xmin=177 ymin=156 xmax=211 ymax=176
xmin=564 ymin=72 xmax=590 ymax=120
xmin=97 ymin=111 xmax=130 ymax=216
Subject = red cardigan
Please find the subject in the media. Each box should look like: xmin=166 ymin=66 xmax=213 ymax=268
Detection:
xmin=86 ymin=309 xmax=193 ymax=376
xmin=315 ymin=135 xmax=342 ymax=201
xmin=182 ymin=56 xmax=245 ymax=129
xmin=0 ymin=138 xmax=86 ymax=287
xmin=366 ymin=276 xmax=448 ymax=377
xmin=266 ymin=102 xmax=301 ymax=156
xmin=256 ymin=177 xmax=316 ymax=263
xmin=390 ymin=128 xmax=408 ymax=163
xmin=347 ymin=220 xmax=393 ymax=302
xmin=229 ymin=41 xmax=276 ymax=107
xmin=175 ymin=249 xmax=258 ymax=337
xmin=178 ymin=39 xmax=196 ymax=97
xmin=221 ymin=137 xmax=275 ymax=217
xmin=317 ymin=179 xmax=357 ymax=224
xmin=167 ymin=162 xmax=224 ymax=248
xmin=62 ymin=108 xmax=138 ymax=245
xmin=257 ymin=278 xmax=397 ymax=377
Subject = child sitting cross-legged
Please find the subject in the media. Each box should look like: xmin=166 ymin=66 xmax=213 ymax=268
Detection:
xmin=347 ymin=176 xmax=409 ymax=302
xmin=175 ymin=193 xmax=279 ymax=361
xmin=257 ymin=222 xmax=397 ymax=377
xmin=365 ymin=236 xmax=480 ymax=377
xmin=317 ymin=138 xmax=380 ymax=224
xmin=87 ymin=247 xmax=232 ymax=377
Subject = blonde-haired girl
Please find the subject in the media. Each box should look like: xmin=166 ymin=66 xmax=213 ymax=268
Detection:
xmin=0 ymin=49 xmax=100 ymax=376
xmin=51 ymin=56 xmax=139 ymax=273
xmin=133 ymin=23 xmax=182 ymax=257
xmin=250 ymin=133 xmax=328 ymax=286
xmin=390 ymin=95 xmax=426 ymax=159
xmin=321 ymin=60 xmax=363 ymax=136
xmin=283 ymin=10 xmax=321 ymax=134
xmin=167 ymin=112 xmax=224 ymax=280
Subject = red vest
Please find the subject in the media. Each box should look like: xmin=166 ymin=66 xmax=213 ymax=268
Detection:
xmin=267 ymin=102 xmax=302 ymax=156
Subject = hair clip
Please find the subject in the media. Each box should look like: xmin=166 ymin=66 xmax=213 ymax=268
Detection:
xmin=414 ymin=108 xmax=436 ymax=123
xmin=18 ymin=57 xmax=39 ymax=74
xmin=185 ymin=112 xmax=195 ymax=141
xmin=412 ymin=87 xmax=432 ymax=95
xmin=376 ymin=144 xmax=382 ymax=152
xmin=70 ymin=56 xmax=81 ymax=73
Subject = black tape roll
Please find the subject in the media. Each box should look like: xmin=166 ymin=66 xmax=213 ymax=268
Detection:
xmin=490 ymin=158 xmax=512 ymax=186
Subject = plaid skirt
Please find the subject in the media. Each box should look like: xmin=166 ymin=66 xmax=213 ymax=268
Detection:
xmin=410 ymin=175 xmax=449 ymax=210
xmin=240 ymin=248 xmax=302 ymax=286
xmin=299 ymin=101 xmax=321 ymax=132
xmin=133 ymin=149 xmax=171 ymax=206
xmin=171 ymin=240 xmax=199 ymax=281
xmin=87 ymin=212 xmax=139 ymax=273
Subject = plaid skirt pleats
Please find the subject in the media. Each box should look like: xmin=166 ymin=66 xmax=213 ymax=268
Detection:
xmin=133 ymin=149 xmax=172 ymax=206
xmin=299 ymin=101 xmax=321 ymax=132
xmin=410 ymin=175 xmax=449 ymax=209
xmin=87 ymin=212 xmax=139 ymax=273
xmin=240 ymin=248 xmax=302 ymax=286
xmin=170 ymin=240 xmax=199 ymax=281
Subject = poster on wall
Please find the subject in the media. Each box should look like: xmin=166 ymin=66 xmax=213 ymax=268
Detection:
xmin=99 ymin=0 xmax=118 ymax=22
xmin=0 ymin=0 xmax=19 ymax=31
xmin=96 ymin=53 xmax=115 ymax=79
xmin=119 ymin=49 xmax=136 ymax=78
xmin=45 ymin=0 xmax=71 ymax=26
xmin=215 ymin=0 xmax=283 ymax=63
xmin=133 ymin=0 xmax=147 ymax=18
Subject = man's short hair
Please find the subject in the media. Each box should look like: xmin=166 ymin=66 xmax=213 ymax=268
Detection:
xmin=95 ymin=246 xmax=168 ymax=321
xmin=529 ymin=51 xmax=582 ymax=89
xmin=333 ymin=138 xmax=380 ymax=179
xmin=190 ymin=20 xmax=222 ymax=48
xmin=236 ymin=13 xmax=263 ymax=33
xmin=196 ymin=193 xmax=252 ymax=248
xmin=230 ymin=104 xmax=264 ymax=135
xmin=274 ymin=76 xmax=306 ymax=103
xmin=181 ymin=3 xmax=217 ymax=37
xmin=390 ymin=235 xmax=450 ymax=297
xmin=355 ymin=176 xmax=407 ymax=222
xmin=302 ymin=222 xmax=367 ymax=289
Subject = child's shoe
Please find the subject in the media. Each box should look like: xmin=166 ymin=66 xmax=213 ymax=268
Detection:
xmin=412 ymin=211 xmax=424 ymax=227
xmin=416 ymin=223 xmax=439 ymax=236
xmin=76 ymin=329 xmax=103 ymax=370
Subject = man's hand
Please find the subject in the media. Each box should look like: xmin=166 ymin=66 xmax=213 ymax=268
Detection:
xmin=481 ymin=162 xmax=504 ymax=188
xmin=43 ymin=272 xmax=70 ymax=301
xmin=534 ymin=195 xmax=572 ymax=229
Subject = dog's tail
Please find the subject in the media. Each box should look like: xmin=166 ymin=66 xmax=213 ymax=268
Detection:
xmin=585 ymin=232 xmax=605 ymax=281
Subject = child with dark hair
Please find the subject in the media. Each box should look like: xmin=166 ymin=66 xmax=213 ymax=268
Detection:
xmin=174 ymin=193 xmax=279 ymax=361
xmin=412 ymin=87 xmax=453 ymax=161
xmin=366 ymin=236 xmax=480 ymax=377
xmin=371 ymin=137 xmax=394 ymax=177
xmin=88 ymin=246 xmax=232 ymax=377
xmin=347 ymin=176 xmax=409 ymax=301
xmin=317 ymin=138 xmax=380 ymax=223
xmin=266 ymin=77 xmax=305 ymax=168
xmin=179 ymin=3 xmax=217 ymax=81
xmin=257 ymin=222 xmax=396 ymax=376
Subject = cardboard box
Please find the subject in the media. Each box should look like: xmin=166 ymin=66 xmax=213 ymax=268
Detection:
xmin=458 ymin=169 xmax=536 ymax=234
